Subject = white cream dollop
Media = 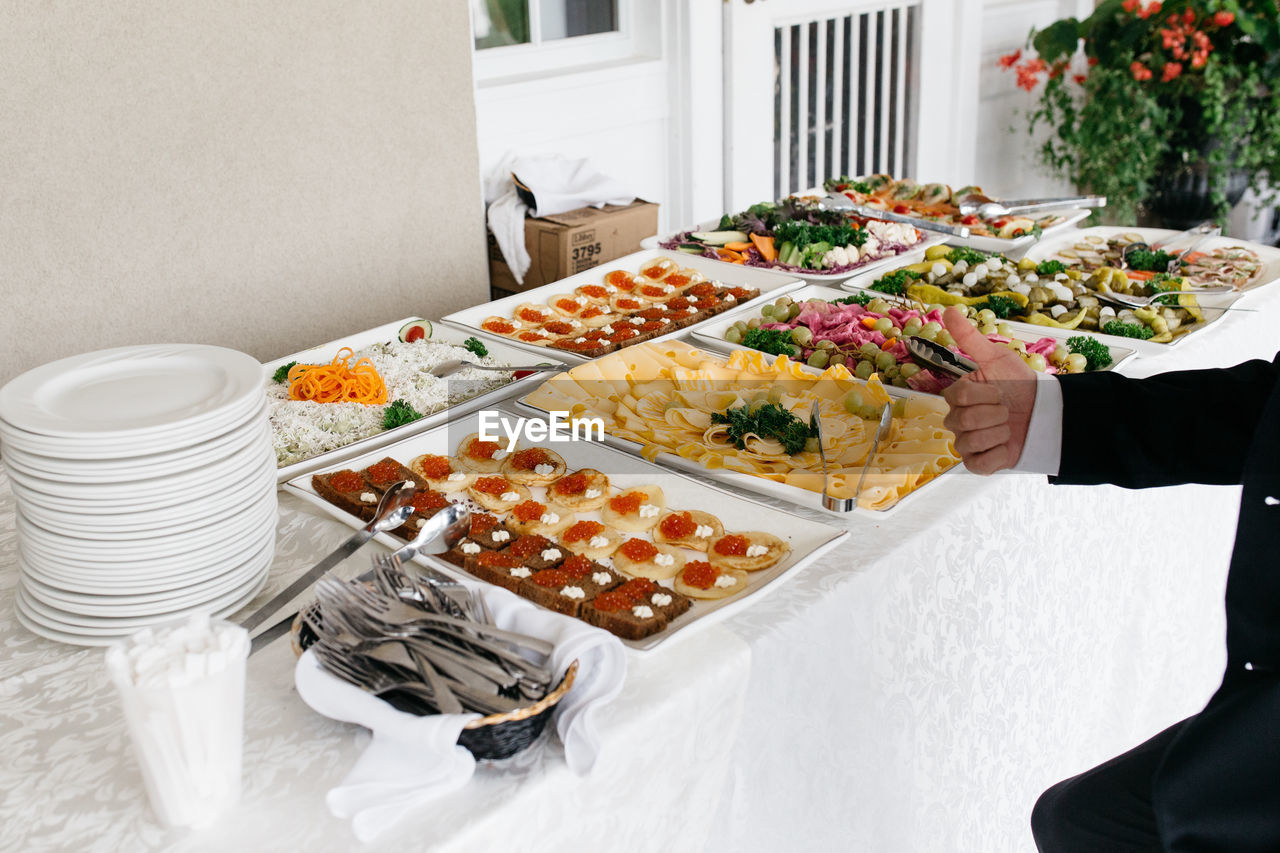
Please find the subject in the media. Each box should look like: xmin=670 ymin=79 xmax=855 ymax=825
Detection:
xmin=540 ymin=512 xmax=561 ymax=525
xmin=446 ymin=472 xmax=467 ymax=482
xmin=491 ymin=530 xmax=510 ymax=542
xmin=540 ymin=548 xmax=561 ymax=561
xmin=534 ymin=463 xmax=556 ymax=477
xmin=638 ymin=503 xmax=660 ymax=518
xmin=500 ymin=491 xmax=522 ymax=502
xmin=584 ymin=488 xmax=602 ymax=498
xmin=592 ymin=571 xmax=613 ymax=585
xmin=360 ymin=491 xmax=377 ymax=503
xmin=588 ymin=535 xmax=611 ymax=549
xmin=654 ymin=553 xmax=675 ymax=567
xmin=460 ymin=542 xmax=481 ymax=555
xmin=714 ymin=574 xmax=738 ymax=588
xmin=561 ymin=586 xmax=585 ymax=600
xmin=651 ymin=592 xmax=672 ymax=606
xmin=745 ymin=544 xmax=769 ymax=558
xmin=694 ymin=524 xmax=714 ymax=538
xmin=510 ymin=566 xmax=531 ymax=579
xmin=632 ymin=605 xmax=655 ymax=618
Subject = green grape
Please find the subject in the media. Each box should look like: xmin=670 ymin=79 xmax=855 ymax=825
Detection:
xmin=858 ymin=403 xmax=880 ymax=420
xmin=804 ymin=437 xmax=821 ymax=453
xmin=883 ymin=364 xmax=900 ymax=379
xmin=900 ymin=363 xmax=921 ymax=379
xmin=867 ymin=298 xmax=891 ymax=314
xmin=903 ymin=319 xmax=923 ymax=337
xmin=873 ymin=317 xmax=895 ymax=335
xmin=875 ymin=351 xmax=896 ymax=372
xmin=977 ymin=309 xmax=996 ymax=325
xmin=829 ymin=353 xmax=847 ymax=367
xmin=860 ymin=342 xmax=880 ymax=358
xmin=760 ymin=304 xmax=777 ymax=320
xmin=1065 ymin=353 xmax=1088 ymax=372
xmin=996 ymin=323 xmax=1013 ymax=337
xmin=807 ymin=350 xmax=830 ymax=369
xmin=725 ymin=327 xmax=744 ymax=344
xmin=1026 ymin=353 xmax=1048 ymax=372
xmin=791 ymin=327 xmax=813 ymax=346
xmin=816 ymin=339 xmax=837 ymax=351
xmin=843 ymin=390 xmax=865 ymax=413
xmin=892 ymin=376 xmax=909 ymax=388
xmin=926 ymin=303 xmax=944 ymax=314
xmin=788 ymin=304 xmax=802 ymax=321
xmin=936 ymin=330 xmax=955 ymax=348
xmin=1052 ymin=344 xmax=1068 ymax=364
xmin=855 ymin=360 xmax=874 ymax=380
xmin=774 ymin=296 xmax=793 ymax=309
xmin=921 ymin=321 xmax=942 ymax=338
xmin=979 ymin=323 xmax=997 ymax=336
xmin=747 ymin=317 xmax=762 ymax=330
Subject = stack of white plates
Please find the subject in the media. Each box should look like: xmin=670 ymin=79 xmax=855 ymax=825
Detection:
xmin=0 ymin=344 xmax=276 ymax=645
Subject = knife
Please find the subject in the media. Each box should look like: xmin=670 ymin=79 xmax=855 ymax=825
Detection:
xmin=240 ymin=480 xmax=416 ymax=640
xmin=854 ymin=402 xmax=894 ymax=504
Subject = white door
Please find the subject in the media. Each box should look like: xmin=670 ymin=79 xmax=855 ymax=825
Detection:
xmin=722 ymin=0 xmax=980 ymax=211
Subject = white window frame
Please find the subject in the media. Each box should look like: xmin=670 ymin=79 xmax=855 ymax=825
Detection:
xmin=472 ymin=0 xmax=658 ymax=84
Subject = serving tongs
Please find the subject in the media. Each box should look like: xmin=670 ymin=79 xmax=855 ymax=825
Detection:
xmin=1120 ymin=220 xmax=1221 ymax=275
xmin=905 ymin=337 xmax=978 ymax=379
xmin=818 ymin=193 xmax=972 ymax=239
xmin=956 ymin=193 xmax=1106 ymax=219
xmin=811 ymin=400 xmax=893 ymax=512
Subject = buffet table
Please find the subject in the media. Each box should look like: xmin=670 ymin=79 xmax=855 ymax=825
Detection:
xmin=3 ymin=280 xmax=1276 ymax=853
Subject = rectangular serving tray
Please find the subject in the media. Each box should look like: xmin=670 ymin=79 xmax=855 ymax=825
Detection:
xmin=283 ymin=407 xmax=850 ymax=651
xmin=688 ymin=282 xmax=1137 ymax=382
xmin=439 ymin=248 xmax=807 ymax=363
xmin=263 ymin=317 xmax=568 ymax=484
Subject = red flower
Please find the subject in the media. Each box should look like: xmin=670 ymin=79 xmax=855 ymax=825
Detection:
xmin=998 ymin=49 xmax=1022 ymax=69
xmin=1122 ymin=0 xmax=1140 ymax=11
xmin=1073 ymin=73 xmax=1088 ymax=85
xmin=1183 ymin=8 xmax=1195 ymax=24
xmin=1138 ymin=1 xmax=1163 ymax=19
xmin=1049 ymin=60 xmax=1068 ymax=79
xmin=1161 ymin=61 xmax=1183 ymax=82
xmin=1130 ymin=60 xmax=1154 ymax=81
xmin=1088 ymin=56 xmax=1099 ymax=67
xmin=1191 ymin=51 xmax=1208 ymax=68
xmin=1213 ymin=11 xmax=1235 ymax=27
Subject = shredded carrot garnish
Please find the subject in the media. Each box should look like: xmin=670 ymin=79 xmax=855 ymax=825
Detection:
xmin=287 ymin=348 xmax=388 ymax=405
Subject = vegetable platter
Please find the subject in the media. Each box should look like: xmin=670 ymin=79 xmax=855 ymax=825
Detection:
xmin=689 ymin=284 xmax=1136 ymax=396
xmin=285 ymin=408 xmax=849 ymax=651
xmin=263 ymin=317 xmax=567 ymax=483
xmin=643 ymin=193 xmax=948 ymax=284
xmin=518 ymin=339 xmax=961 ymax=517
xmin=822 ymin=174 xmax=1093 ymax=254
xmin=1021 ymin=226 xmax=1280 ymax=296
xmin=838 ymin=243 xmax=1238 ymax=352
xmin=439 ymin=249 xmax=805 ymax=363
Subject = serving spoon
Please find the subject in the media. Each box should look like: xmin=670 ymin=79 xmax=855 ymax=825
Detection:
xmin=428 ymin=359 xmax=559 ymax=379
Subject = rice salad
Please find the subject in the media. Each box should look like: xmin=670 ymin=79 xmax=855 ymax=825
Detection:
xmin=268 ymin=339 xmax=512 ymax=467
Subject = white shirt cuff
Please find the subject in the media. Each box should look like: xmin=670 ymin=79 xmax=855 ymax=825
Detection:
xmin=1012 ymin=372 xmax=1063 ymax=476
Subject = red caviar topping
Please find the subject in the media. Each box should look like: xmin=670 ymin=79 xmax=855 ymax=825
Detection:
xmin=714 ymin=535 xmax=749 ymax=556
xmin=609 ymin=493 xmax=644 ymax=515
xmin=511 ymin=500 xmax=546 ymax=523
xmin=578 ymin=285 xmax=609 ymax=299
xmin=593 ymin=590 xmax=632 ymax=612
xmin=517 ymin=307 xmax=549 ymax=323
xmin=543 ymin=321 xmax=576 ymax=335
xmin=687 ymin=282 xmax=716 ymax=298
xmin=581 ymin=306 xmax=606 ymax=319
xmin=619 ymin=538 xmax=658 ymax=562
xmin=508 ymin=534 xmax=553 ymax=559
xmin=477 ymin=551 xmax=520 ymax=568
xmin=511 ymin=448 xmax=552 ymax=471
xmin=615 ymin=297 xmax=644 ymax=311
xmin=554 ymin=472 xmax=589 ymax=495
xmin=473 ymin=476 xmax=511 ymax=496
xmin=609 ymin=328 xmax=640 ymax=343
xmin=469 ymin=514 xmax=499 ymax=536
xmin=366 ymin=460 xmax=402 ymax=485
xmin=681 ymin=561 xmax=718 ymax=589
xmin=555 ymin=298 xmax=582 ymax=313
xmin=664 ymin=273 xmax=691 ymax=288
xmin=466 ymin=439 xmax=501 ymax=460
xmin=659 ymin=512 xmax=697 ymax=539
xmin=329 ymin=470 xmax=364 ymax=492
xmin=416 ymin=455 xmax=452 ymax=479
xmin=481 ymin=319 xmax=517 ymax=334
xmin=603 ymin=270 xmax=634 ymax=289
xmin=411 ymin=491 xmax=449 ymax=513
xmin=560 ymin=554 xmax=595 ymax=577
xmin=531 ymin=569 xmax=569 ymax=588
xmin=563 ymin=520 xmax=605 ymax=542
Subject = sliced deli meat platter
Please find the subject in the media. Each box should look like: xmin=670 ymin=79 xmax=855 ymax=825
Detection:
xmin=262 ymin=317 xmax=569 ymax=483
xmin=284 ymin=408 xmax=849 ymax=650
xmin=439 ymin=249 xmax=806 ymax=362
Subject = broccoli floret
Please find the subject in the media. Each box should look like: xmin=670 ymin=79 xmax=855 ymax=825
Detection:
xmin=1066 ymin=335 xmax=1113 ymax=371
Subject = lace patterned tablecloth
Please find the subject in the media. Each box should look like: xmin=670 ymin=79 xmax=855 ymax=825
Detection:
xmin=2 ymin=281 xmax=1276 ymax=853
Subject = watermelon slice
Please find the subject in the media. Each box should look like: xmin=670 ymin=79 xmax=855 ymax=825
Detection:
xmin=398 ymin=320 xmax=432 ymax=343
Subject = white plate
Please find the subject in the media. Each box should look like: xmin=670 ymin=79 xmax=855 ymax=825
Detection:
xmin=20 ymin=537 xmax=272 ymax=596
xmin=0 ymin=404 xmax=268 ymax=480
xmin=6 ymin=444 xmax=274 ymax=513
xmin=19 ymin=518 xmax=276 ymax=582
xmin=14 ymin=568 xmax=268 ymax=645
xmin=284 ymin=409 xmax=849 ymax=651
xmin=15 ymin=494 xmax=277 ymax=560
xmin=438 ymin=249 xmax=807 ymax=364
xmin=1022 ymin=225 xmax=1280 ymax=294
xmin=689 ymin=282 xmax=1137 ymax=383
xmin=19 ymin=541 xmax=273 ymax=613
xmin=263 ymin=317 xmax=571 ymax=484
xmin=14 ymin=462 xmax=277 ymax=530
xmin=0 ymin=343 xmax=263 ymax=440
xmin=642 ymin=216 xmax=950 ymax=285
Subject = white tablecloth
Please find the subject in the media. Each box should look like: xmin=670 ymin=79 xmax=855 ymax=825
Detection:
xmin=3 ymin=281 xmax=1276 ymax=853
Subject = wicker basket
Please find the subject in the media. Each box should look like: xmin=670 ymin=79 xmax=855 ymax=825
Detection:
xmin=291 ymin=605 xmax=576 ymax=760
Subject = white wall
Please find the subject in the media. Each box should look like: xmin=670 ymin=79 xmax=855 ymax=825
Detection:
xmin=0 ymin=1 xmax=489 ymax=386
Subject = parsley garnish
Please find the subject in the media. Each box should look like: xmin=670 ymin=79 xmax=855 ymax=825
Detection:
xmin=1125 ymin=248 xmax=1178 ymax=272
xmin=711 ymin=402 xmax=815 ymax=455
xmin=870 ymin=269 xmax=922 ymax=296
xmin=272 ymin=361 xmax=298 ymax=383
xmin=974 ymin=294 xmax=1021 ymax=319
xmin=742 ymin=328 xmax=799 ymax=357
xmin=834 ymin=291 xmax=873 ymax=306
xmin=1101 ymin=320 xmax=1155 ymax=340
xmin=1036 ymin=260 xmax=1068 ymax=276
xmin=1066 ymin=335 xmax=1113 ymax=371
xmin=381 ymin=399 xmax=424 ymax=430
xmin=946 ymin=247 xmax=990 ymax=266
xmin=462 ymin=337 xmax=489 ymax=358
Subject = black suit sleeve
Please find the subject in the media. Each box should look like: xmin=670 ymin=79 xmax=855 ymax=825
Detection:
xmin=1052 ymin=355 xmax=1279 ymax=489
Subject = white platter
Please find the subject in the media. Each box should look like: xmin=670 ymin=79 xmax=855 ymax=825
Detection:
xmin=640 ymin=223 xmax=949 ymax=285
xmin=0 ymin=344 xmax=264 ymax=440
xmin=262 ymin=317 xmax=569 ymax=485
xmin=1021 ymin=225 xmax=1280 ymax=295
xmin=283 ymin=409 xmax=850 ymax=651
xmin=438 ymin=248 xmax=806 ymax=363
xmin=689 ymin=282 xmax=1137 ymax=383
xmin=836 ymin=240 xmax=1237 ymax=354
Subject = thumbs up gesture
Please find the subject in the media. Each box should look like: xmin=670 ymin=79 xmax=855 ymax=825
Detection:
xmin=940 ymin=306 xmax=1039 ymax=475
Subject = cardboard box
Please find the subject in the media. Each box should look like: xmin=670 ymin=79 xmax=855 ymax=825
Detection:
xmin=488 ymin=199 xmax=658 ymax=297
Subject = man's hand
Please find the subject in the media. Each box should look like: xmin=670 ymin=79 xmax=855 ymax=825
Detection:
xmin=940 ymin=306 xmax=1039 ymax=475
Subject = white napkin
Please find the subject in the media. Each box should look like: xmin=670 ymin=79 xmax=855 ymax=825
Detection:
xmin=293 ymin=583 xmax=626 ymax=842
xmin=483 ymin=152 xmax=635 ymax=284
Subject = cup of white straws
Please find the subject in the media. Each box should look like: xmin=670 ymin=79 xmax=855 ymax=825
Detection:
xmin=105 ymin=614 xmax=250 ymax=829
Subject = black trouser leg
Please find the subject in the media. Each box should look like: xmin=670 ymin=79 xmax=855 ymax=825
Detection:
xmin=1031 ymin=720 xmax=1186 ymax=853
